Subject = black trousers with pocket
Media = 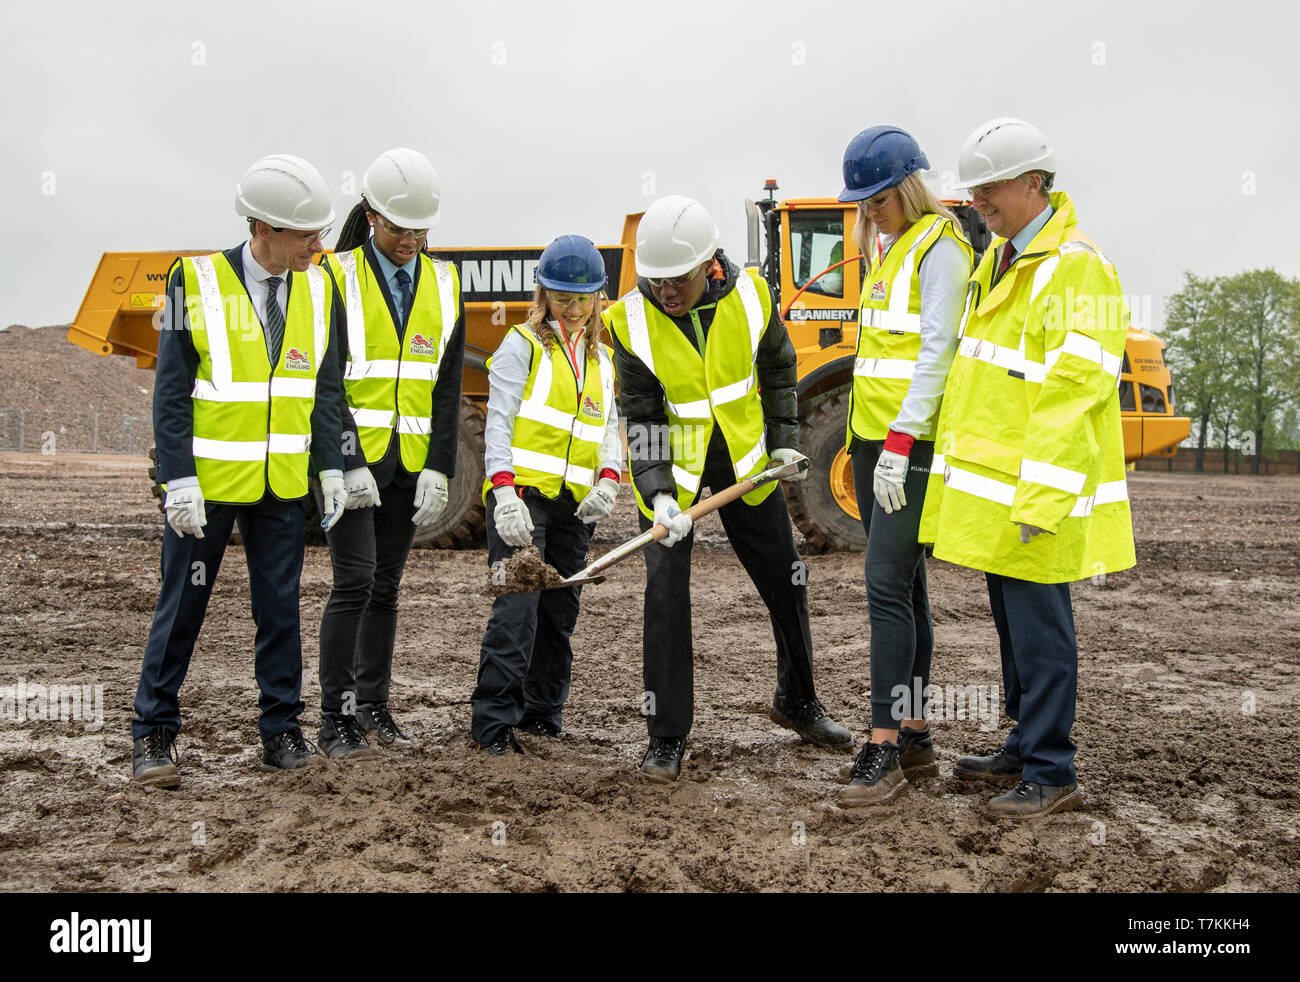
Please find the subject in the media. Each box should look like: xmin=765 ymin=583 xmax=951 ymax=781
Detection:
xmin=133 ymin=496 xmax=308 ymax=742
xmin=470 ymin=486 xmax=592 ymax=745
xmin=638 ymin=436 xmax=818 ymax=739
xmin=317 ymin=486 xmax=418 ymax=714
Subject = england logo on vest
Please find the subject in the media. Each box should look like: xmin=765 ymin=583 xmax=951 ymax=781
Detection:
xmin=581 ymin=395 xmax=602 ymax=419
xmin=409 ymin=334 xmax=435 ymax=356
xmin=284 ymin=347 xmax=311 ymax=372
xmin=870 ymin=280 xmax=888 ymax=302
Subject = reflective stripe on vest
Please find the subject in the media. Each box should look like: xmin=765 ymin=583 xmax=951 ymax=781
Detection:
xmin=612 ymin=269 xmax=773 ymax=513
xmin=330 ymin=249 xmax=457 ymax=471
xmin=492 ymin=326 xmax=614 ymax=503
xmin=848 ymin=215 xmax=969 ymax=442
xmin=186 ymin=253 xmax=325 ymax=501
xmin=935 ymin=454 xmax=1129 ymax=518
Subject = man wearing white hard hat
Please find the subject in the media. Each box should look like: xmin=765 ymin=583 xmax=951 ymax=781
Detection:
xmin=917 ymin=119 xmax=1136 ymax=818
xmin=604 ymin=195 xmax=852 ymax=782
xmin=131 ymin=154 xmax=348 ymax=786
xmin=316 ymin=148 xmax=465 ymax=758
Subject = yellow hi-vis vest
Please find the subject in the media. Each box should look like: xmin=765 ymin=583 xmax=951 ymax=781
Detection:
xmin=324 ymin=248 xmax=458 ymax=473
xmin=604 ymin=268 xmax=775 ymax=520
xmin=481 ymin=325 xmax=615 ymax=503
xmin=181 ymin=252 xmax=327 ymax=504
xmin=917 ymin=191 xmax=1136 ymax=584
xmin=848 ymin=213 xmax=972 ymax=442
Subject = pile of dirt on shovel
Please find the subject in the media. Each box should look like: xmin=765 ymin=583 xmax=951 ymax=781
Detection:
xmin=487 ymin=545 xmax=569 ymax=595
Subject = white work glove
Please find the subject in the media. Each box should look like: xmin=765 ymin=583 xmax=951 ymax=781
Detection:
xmin=412 ymin=469 xmax=449 ymax=527
xmin=492 ymin=485 xmax=534 ymax=548
xmin=575 ymin=477 xmax=619 ymax=524
xmin=1018 ymin=523 xmax=1047 ymax=544
xmin=652 ymin=492 xmax=693 ymax=548
xmin=343 ymin=467 xmax=381 ymax=509
xmin=164 ymin=480 xmax=206 ymax=539
xmin=873 ymin=450 xmax=909 ymax=515
xmin=770 ymin=448 xmax=809 ymax=481
xmin=319 ymin=474 xmax=348 ymax=532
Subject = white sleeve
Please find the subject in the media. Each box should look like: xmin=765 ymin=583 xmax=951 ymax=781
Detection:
xmin=890 ymin=236 xmax=969 ymax=440
xmin=483 ymin=330 xmax=533 ymax=479
xmin=598 ymin=351 xmax=623 ymax=477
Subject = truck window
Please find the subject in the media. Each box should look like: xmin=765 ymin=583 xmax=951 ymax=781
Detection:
xmin=790 ymin=211 xmax=845 ymax=298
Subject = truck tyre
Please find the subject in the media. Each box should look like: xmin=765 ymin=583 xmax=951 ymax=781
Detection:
xmin=785 ymin=389 xmax=867 ymax=552
xmin=412 ymin=397 xmax=486 ymax=549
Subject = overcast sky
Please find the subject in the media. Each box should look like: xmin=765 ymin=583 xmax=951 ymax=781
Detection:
xmin=4 ymin=0 xmax=1298 ymax=333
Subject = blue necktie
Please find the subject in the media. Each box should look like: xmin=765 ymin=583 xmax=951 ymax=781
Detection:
xmin=264 ymin=276 xmax=285 ymax=364
xmin=394 ymin=268 xmax=413 ymax=327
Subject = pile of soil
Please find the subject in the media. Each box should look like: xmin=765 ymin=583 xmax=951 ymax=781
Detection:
xmin=1 ymin=454 xmax=1297 ymax=892
xmin=0 ymin=325 xmax=154 ymax=453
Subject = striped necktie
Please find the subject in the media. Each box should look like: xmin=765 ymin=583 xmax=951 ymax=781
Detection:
xmin=264 ymin=275 xmax=285 ymax=365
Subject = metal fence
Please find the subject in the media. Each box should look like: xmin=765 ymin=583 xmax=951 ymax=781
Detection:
xmin=0 ymin=409 xmax=152 ymax=455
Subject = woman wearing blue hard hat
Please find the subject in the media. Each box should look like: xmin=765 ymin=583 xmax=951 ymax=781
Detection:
xmin=836 ymin=126 xmax=974 ymax=806
xmin=470 ymin=235 xmax=622 ymax=753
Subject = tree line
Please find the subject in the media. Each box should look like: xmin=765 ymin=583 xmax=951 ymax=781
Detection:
xmin=1163 ymin=270 xmax=1300 ymax=473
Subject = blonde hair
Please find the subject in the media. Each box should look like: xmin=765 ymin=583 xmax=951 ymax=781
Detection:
xmin=525 ymin=284 xmax=610 ymax=357
xmin=853 ymin=172 xmax=959 ymax=269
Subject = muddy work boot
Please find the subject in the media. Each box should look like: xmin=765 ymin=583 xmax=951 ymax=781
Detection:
xmin=954 ymin=748 xmax=1023 ymax=786
xmin=770 ymin=691 xmax=853 ymax=750
xmin=517 ymin=718 xmax=561 ymax=738
xmin=897 ymin=723 xmax=938 ymax=777
xmin=356 ymin=702 xmax=412 ymax=748
xmin=984 ymin=781 xmax=1082 ymax=820
xmin=261 ymin=728 xmax=319 ymax=771
xmin=839 ymin=741 xmax=907 ymax=807
xmin=640 ymin=735 xmax=686 ymax=783
xmin=132 ymin=726 xmax=180 ymax=789
xmin=475 ymin=730 xmax=523 ymax=756
xmin=318 ymin=711 xmax=379 ymax=760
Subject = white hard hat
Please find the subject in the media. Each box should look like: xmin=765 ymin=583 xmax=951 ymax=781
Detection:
xmin=363 ymin=148 xmax=441 ymax=228
xmin=635 ymin=195 xmax=721 ymax=278
xmin=235 ymin=154 xmax=335 ymax=230
xmin=956 ymin=117 xmax=1056 ymax=189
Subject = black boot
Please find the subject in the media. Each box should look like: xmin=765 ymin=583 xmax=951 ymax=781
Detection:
xmin=640 ymin=735 xmax=686 ymax=783
xmin=954 ymin=747 xmax=1023 ymax=785
xmin=318 ymin=711 xmax=379 ymax=760
xmin=132 ymin=726 xmax=180 ymax=788
xmin=839 ymin=741 xmax=907 ymax=807
xmin=770 ymin=691 xmax=852 ymax=750
xmin=897 ymin=723 xmax=938 ymax=776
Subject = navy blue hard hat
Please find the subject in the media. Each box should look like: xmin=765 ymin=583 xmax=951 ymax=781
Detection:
xmin=535 ymin=235 xmax=607 ymax=293
xmin=838 ymin=126 xmax=930 ymax=202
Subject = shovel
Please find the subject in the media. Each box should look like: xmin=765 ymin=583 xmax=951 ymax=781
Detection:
xmin=543 ymin=455 xmax=810 ymax=591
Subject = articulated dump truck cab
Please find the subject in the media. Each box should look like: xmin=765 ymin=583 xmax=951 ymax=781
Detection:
xmin=67 ymin=215 xmax=643 ymax=548
xmin=747 ymin=185 xmax=1191 ymax=550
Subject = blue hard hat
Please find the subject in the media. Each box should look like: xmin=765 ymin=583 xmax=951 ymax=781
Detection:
xmin=838 ymin=126 xmax=930 ymax=202
xmin=535 ymin=235 xmax=607 ymax=293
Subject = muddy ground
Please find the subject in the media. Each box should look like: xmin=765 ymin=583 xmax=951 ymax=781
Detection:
xmin=0 ymin=453 xmax=1296 ymax=893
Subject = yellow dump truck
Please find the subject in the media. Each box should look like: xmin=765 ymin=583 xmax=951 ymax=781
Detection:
xmin=67 ymin=188 xmax=1189 ymax=551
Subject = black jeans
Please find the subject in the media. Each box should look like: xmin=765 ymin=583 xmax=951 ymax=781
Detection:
xmin=986 ymin=574 xmax=1078 ymax=786
xmin=851 ymin=439 xmax=935 ymax=729
xmin=470 ymin=486 xmax=592 ymax=745
xmin=318 ymin=487 xmax=417 ymax=713
xmin=133 ymin=496 xmax=308 ymax=741
xmin=639 ymin=438 xmax=817 ymax=738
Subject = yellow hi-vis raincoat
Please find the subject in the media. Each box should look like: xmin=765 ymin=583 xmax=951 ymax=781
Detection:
xmin=917 ymin=191 xmax=1136 ymax=584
